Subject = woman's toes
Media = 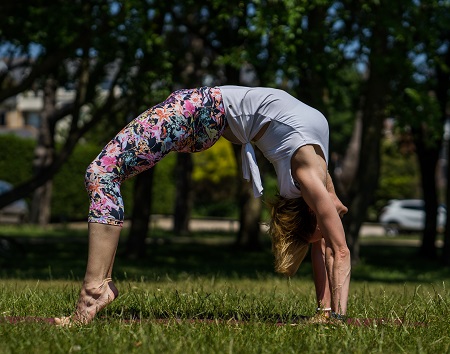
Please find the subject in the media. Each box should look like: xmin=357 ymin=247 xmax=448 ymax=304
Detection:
xmin=54 ymin=316 xmax=73 ymax=327
xmin=55 ymin=279 xmax=118 ymax=326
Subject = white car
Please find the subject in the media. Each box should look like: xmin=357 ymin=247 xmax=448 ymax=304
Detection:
xmin=0 ymin=180 xmax=28 ymax=223
xmin=379 ymin=199 xmax=447 ymax=236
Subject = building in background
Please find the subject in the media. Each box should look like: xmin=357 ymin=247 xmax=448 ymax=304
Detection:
xmin=0 ymin=88 xmax=75 ymax=139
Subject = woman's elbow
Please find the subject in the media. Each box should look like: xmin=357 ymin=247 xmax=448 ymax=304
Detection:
xmin=338 ymin=246 xmax=350 ymax=260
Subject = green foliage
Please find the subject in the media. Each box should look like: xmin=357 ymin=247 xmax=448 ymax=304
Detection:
xmin=191 ymin=139 xmax=286 ymax=218
xmin=151 ymin=153 xmax=176 ymax=215
xmin=190 ymin=139 xmax=238 ymax=217
xmin=192 ymin=139 xmax=237 ymax=183
xmin=51 ymin=143 xmax=97 ymax=222
xmin=400 ymin=88 xmax=443 ymax=146
xmin=327 ymin=67 xmax=361 ymax=154
xmin=0 ymin=135 xmax=35 ymax=185
xmin=371 ymin=138 xmax=420 ymax=217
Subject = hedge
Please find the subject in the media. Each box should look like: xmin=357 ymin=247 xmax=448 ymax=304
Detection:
xmin=0 ymin=134 xmax=35 ymax=185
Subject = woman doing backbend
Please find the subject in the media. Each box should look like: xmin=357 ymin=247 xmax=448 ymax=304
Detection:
xmin=55 ymin=85 xmax=351 ymax=325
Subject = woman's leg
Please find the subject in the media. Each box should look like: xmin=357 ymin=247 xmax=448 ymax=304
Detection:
xmin=84 ymin=223 xmax=120 ymax=283
xmin=55 ymin=87 xmax=226 ymax=325
xmin=311 ymin=237 xmax=331 ymax=312
xmin=55 ymin=223 xmax=120 ymax=325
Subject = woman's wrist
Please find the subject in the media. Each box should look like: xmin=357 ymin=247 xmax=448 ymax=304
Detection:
xmin=330 ymin=312 xmax=347 ymax=321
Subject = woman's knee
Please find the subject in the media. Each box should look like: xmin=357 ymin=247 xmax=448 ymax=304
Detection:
xmin=84 ymin=160 xmax=100 ymax=192
xmin=85 ymin=159 xmax=125 ymax=226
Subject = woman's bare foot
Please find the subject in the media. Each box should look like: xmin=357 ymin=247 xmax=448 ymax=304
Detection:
xmin=55 ymin=278 xmax=118 ymax=326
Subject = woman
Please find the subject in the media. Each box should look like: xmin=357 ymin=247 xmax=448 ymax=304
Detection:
xmin=55 ymin=85 xmax=350 ymax=325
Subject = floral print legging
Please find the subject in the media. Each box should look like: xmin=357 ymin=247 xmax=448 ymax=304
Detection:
xmin=85 ymin=87 xmax=226 ymax=226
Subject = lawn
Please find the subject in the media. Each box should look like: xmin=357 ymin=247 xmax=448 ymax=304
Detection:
xmin=0 ymin=225 xmax=449 ymax=354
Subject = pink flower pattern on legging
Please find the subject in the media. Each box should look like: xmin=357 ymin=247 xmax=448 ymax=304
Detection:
xmin=85 ymin=87 xmax=226 ymax=226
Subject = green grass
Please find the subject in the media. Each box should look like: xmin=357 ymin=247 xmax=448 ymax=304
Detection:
xmin=0 ymin=226 xmax=450 ymax=353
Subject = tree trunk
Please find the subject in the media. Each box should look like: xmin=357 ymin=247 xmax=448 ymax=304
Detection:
xmin=414 ymin=128 xmax=440 ymax=259
xmin=235 ymin=182 xmax=262 ymax=251
xmin=125 ymin=168 xmax=154 ymax=258
xmin=342 ymin=30 xmax=390 ymax=262
xmin=436 ymin=42 xmax=450 ymax=265
xmin=444 ymin=230 xmax=450 ymax=265
xmin=232 ymin=144 xmax=262 ymax=250
xmin=296 ymin=5 xmax=328 ymax=115
xmin=443 ymin=142 xmax=450 ymax=265
xmin=30 ymin=78 xmax=57 ymax=226
xmin=30 ymin=181 xmax=53 ymax=225
xmin=343 ymin=104 xmax=384 ymax=263
xmin=334 ymin=115 xmax=362 ymax=259
xmin=334 ymin=114 xmax=362 ymax=199
xmin=173 ymin=153 xmax=193 ymax=236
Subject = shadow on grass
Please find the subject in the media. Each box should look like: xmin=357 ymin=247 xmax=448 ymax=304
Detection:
xmin=0 ymin=227 xmax=449 ymax=283
xmin=0 ymin=228 xmax=277 ymax=280
xmin=351 ymin=244 xmax=450 ymax=283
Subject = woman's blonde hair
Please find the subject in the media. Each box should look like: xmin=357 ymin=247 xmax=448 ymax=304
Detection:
xmin=269 ymin=195 xmax=317 ymax=277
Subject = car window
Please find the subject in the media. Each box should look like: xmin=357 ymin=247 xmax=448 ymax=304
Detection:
xmin=402 ymin=205 xmax=424 ymax=211
xmin=0 ymin=185 xmax=10 ymax=194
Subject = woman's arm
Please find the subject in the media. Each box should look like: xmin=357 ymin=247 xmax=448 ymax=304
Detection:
xmin=314 ymin=172 xmax=348 ymax=315
xmin=291 ymin=145 xmax=351 ymax=315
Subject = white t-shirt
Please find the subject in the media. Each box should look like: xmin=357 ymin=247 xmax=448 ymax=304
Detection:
xmin=219 ymin=85 xmax=329 ymax=199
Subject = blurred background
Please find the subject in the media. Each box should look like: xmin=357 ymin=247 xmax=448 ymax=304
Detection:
xmin=0 ymin=0 xmax=448 ymax=264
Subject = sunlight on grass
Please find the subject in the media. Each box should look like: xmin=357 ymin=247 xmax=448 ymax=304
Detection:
xmin=0 ymin=279 xmax=449 ymax=353
xmin=1 ymin=226 xmax=450 ymax=353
